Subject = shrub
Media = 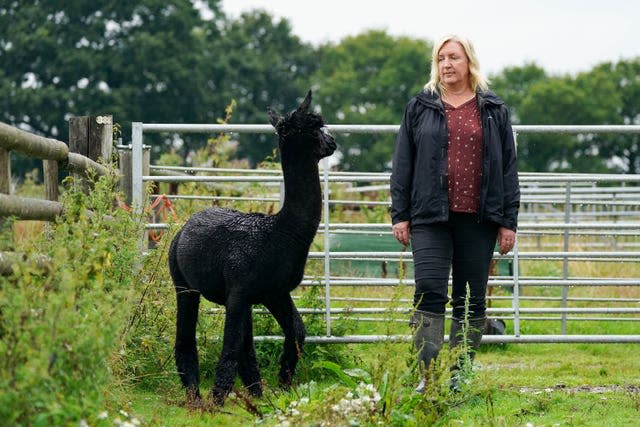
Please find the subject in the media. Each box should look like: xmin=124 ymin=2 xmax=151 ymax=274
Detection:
xmin=0 ymin=172 xmax=142 ymax=425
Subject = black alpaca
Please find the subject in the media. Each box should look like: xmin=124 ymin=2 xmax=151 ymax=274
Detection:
xmin=168 ymin=90 xmax=336 ymax=405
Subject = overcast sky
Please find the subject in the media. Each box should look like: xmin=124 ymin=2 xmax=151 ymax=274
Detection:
xmin=220 ymin=0 xmax=639 ymax=76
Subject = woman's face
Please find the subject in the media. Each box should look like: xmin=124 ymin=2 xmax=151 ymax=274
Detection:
xmin=438 ymin=41 xmax=470 ymax=89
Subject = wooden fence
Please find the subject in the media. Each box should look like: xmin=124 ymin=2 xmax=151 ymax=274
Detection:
xmin=0 ymin=116 xmax=112 ymax=221
xmin=0 ymin=116 xmax=115 ymax=275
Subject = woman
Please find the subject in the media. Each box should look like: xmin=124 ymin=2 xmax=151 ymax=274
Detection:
xmin=390 ymin=35 xmax=520 ymax=391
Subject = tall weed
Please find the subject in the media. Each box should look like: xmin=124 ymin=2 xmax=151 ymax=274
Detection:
xmin=0 ymin=172 xmax=141 ymax=425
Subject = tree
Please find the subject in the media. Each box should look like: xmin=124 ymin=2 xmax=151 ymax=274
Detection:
xmin=209 ymin=10 xmax=318 ymax=164
xmin=489 ymin=63 xmax=547 ymax=123
xmin=583 ymin=59 xmax=640 ymax=173
xmin=515 ymin=66 xmax=623 ymax=172
xmin=311 ymin=30 xmax=432 ymax=171
xmin=3 ymin=2 xmax=638 ymax=176
xmin=490 ymin=59 xmax=640 ymax=174
xmin=0 ymin=0 xmax=224 ymax=175
xmin=0 ymin=4 xmax=321 ymax=172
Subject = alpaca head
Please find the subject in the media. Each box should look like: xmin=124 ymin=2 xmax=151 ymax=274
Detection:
xmin=268 ymin=90 xmax=336 ymax=160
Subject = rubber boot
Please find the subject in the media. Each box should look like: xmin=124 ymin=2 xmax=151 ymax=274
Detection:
xmin=449 ymin=316 xmax=486 ymax=392
xmin=410 ymin=310 xmax=445 ymax=393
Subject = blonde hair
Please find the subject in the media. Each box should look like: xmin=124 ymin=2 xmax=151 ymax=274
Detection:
xmin=424 ymin=34 xmax=489 ymax=95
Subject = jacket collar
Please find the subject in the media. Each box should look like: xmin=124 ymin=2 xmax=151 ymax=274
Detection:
xmin=476 ymin=90 xmax=504 ymax=108
xmin=415 ymin=89 xmax=443 ymax=109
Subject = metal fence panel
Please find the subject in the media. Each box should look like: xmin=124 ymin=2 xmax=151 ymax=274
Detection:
xmin=132 ymin=123 xmax=640 ymax=343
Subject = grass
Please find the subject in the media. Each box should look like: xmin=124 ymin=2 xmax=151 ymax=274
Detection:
xmin=111 ymin=341 xmax=640 ymax=426
xmin=117 ymin=191 xmax=640 ymax=426
xmin=445 ymin=343 xmax=640 ymax=426
xmin=115 ymin=389 xmax=253 ymax=426
xmin=4 ymin=171 xmax=639 ymax=426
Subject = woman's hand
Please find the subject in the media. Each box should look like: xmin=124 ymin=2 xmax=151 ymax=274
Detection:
xmin=393 ymin=221 xmax=411 ymax=246
xmin=497 ymin=227 xmax=516 ymax=255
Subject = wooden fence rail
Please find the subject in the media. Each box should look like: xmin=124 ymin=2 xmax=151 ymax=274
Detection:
xmin=0 ymin=116 xmax=112 ymax=221
xmin=0 ymin=251 xmax=51 ymax=276
xmin=0 ymin=193 xmax=63 ymax=221
xmin=0 ymin=121 xmax=69 ymax=161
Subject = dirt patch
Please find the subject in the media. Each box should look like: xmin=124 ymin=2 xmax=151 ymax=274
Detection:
xmin=480 ymin=361 xmax=562 ymax=371
xmin=516 ymin=384 xmax=640 ymax=394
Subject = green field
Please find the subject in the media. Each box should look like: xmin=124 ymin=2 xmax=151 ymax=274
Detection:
xmin=2 ymin=171 xmax=639 ymax=426
xmin=120 ymin=342 xmax=640 ymax=427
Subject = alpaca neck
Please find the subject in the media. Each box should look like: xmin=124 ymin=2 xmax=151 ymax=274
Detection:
xmin=276 ymin=149 xmax=322 ymax=236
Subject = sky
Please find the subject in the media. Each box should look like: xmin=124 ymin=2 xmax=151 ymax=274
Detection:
xmin=220 ymin=0 xmax=640 ymax=76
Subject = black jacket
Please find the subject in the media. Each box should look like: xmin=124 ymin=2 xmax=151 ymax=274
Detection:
xmin=390 ymin=89 xmax=520 ymax=231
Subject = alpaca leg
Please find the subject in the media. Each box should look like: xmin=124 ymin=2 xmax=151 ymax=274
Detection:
xmin=263 ymin=294 xmax=306 ymax=388
xmin=211 ymin=300 xmax=250 ymax=405
xmin=174 ymin=285 xmax=201 ymax=401
xmin=238 ymin=310 xmax=262 ymax=397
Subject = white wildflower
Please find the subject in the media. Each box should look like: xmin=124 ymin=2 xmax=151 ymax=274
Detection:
xmin=97 ymin=411 xmax=108 ymax=420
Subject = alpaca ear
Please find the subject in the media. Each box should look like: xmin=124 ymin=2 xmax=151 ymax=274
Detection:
xmin=298 ymin=90 xmax=312 ymax=113
xmin=267 ymin=108 xmax=281 ymax=128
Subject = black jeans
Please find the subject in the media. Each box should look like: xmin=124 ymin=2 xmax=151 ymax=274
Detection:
xmin=411 ymin=212 xmax=498 ymax=319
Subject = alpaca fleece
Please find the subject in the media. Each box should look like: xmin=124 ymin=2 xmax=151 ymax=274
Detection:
xmin=168 ymin=90 xmax=336 ymax=405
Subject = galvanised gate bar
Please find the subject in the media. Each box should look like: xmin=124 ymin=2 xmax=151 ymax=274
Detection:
xmin=132 ymin=123 xmax=640 ymax=343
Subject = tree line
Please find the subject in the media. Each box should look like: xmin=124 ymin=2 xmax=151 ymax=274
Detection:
xmin=2 ymin=0 xmax=639 ymax=178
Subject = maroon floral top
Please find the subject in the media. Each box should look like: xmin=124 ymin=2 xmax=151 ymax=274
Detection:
xmin=444 ymin=97 xmax=483 ymax=213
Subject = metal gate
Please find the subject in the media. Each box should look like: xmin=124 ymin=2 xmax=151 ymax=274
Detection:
xmin=131 ymin=123 xmax=640 ymax=343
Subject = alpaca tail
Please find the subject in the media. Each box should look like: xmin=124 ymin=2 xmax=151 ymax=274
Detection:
xmin=169 ymin=231 xmax=202 ymax=398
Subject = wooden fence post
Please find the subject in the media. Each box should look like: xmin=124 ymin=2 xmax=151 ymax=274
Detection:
xmin=0 ymin=148 xmax=9 ymax=194
xmin=68 ymin=115 xmax=113 ymax=192
xmin=43 ymin=160 xmax=58 ymax=201
xmin=0 ymin=148 xmax=10 ymax=228
xmin=117 ymin=145 xmax=150 ymax=207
